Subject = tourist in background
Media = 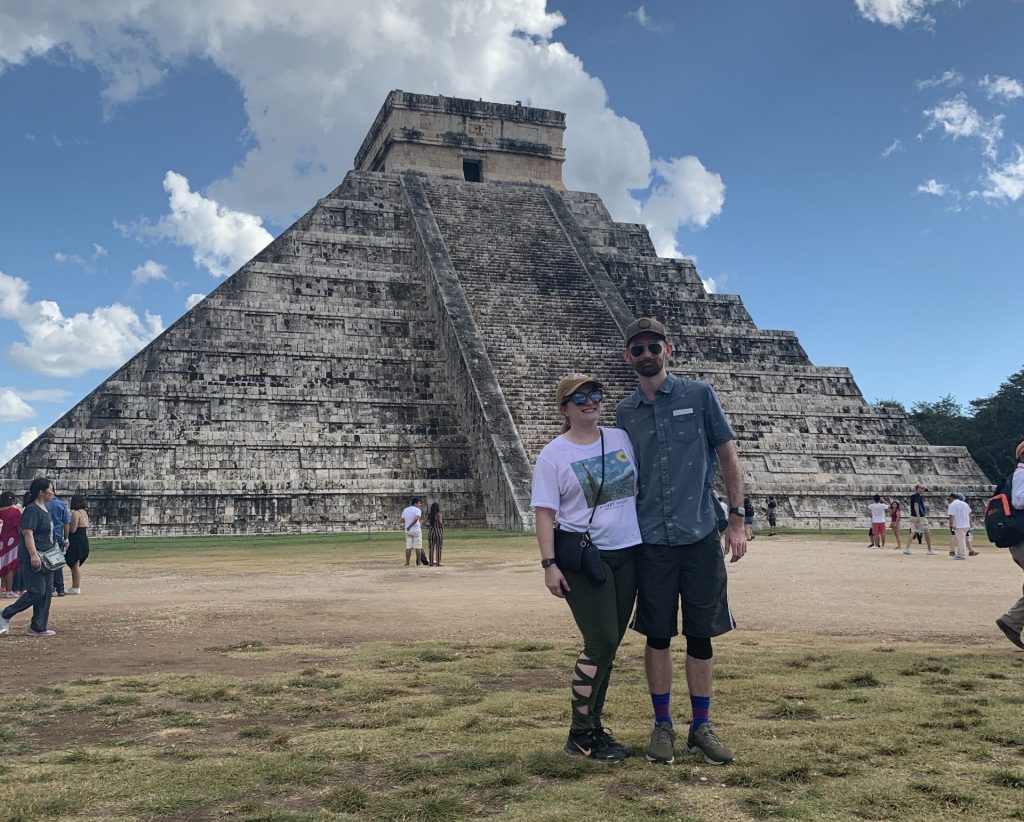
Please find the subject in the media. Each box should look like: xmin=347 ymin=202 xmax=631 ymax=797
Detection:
xmin=947 ymin=492 xmax=972 ymax=560
xmin=995 ymin=440 xmax=1024 ymax=650
xmin=868 ymin=494 xmax=889 ymax=548
xmin=427 ymin=502 xmax=444 ymax=566
xmin=401 ymin=496 xmax=424 ymax=567
xmin=0 ymin=490 xmax=21 ymax=598
xmin=908 ymin=484 xmax=936 ymax=554
xmin=743 ymin=497 xmax=755 ymax=541
xmin=766 ymin=497 xmax=778 ymax=536
xmin=47 ymin=486 xmax=71 ymax=597
xmin=532 ymin=373 xmax=640 ymax=763
xmin=957 ymin=493 xmax=979 ymax=556
xmin=0 ymin=477 xmax=59 ymax=637
xmin=890 ymin=500 xmax=904 ymax=552
xmin=66 ymin=495 xmax=90 ymax=594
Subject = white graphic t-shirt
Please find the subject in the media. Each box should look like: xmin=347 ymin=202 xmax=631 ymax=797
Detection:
xmin=401 ymin=506 xmax=422 ymax=533
xmin=531 ymin=427 xmax=642 ymax=551
xmin=868 ymin=502 xmax=888 ymax=523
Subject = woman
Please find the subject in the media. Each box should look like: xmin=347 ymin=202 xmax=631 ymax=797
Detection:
xmin=531 ymin=374 xmax=641 ymax=763
xmin=0 ymin=491 xmax=21 ymax=598
xmin=66 ymin=495 xmax=90 ymax=594
xmin=890 ymin=500 xmax=904 ymax=552
xmin=0 ymin=477 xmax=58 ymax=637
xmin=427 ymin=502 xmax=444 ymax=566
xmin=743 ymin=497 xmax=755 ymax=541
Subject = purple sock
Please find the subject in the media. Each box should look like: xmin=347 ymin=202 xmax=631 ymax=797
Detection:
xmin=690 ymin=695 xmax=711 ymax=731
xmin=651 ymin=691 xmax=672 ymax=725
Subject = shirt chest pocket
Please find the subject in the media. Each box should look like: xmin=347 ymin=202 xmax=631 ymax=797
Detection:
xmin=673 ymin=415 xmax=701 ymax=442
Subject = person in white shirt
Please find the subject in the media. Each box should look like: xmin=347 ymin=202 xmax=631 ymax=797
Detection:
xmin=867 ymin=495 xmax=889 ymax=548
xmin=400 ymin=497 xmax=424 ymax=567
xmin=532 ymin=373 xmax=642 ymax=764
xmin=996 ymin=440 xmax=1024 ymax=650
xmin=946 ymin=492 xmax=972 ymax=560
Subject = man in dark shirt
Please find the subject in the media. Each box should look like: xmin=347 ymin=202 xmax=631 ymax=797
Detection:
xmin=616 ymin=317 xmax=748 ymax=766
xmin=908 ymin=484 xmax=936 ymax=554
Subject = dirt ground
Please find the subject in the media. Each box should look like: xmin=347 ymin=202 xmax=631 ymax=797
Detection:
xmin=2 ymin=536 xmax=1019 ymax=683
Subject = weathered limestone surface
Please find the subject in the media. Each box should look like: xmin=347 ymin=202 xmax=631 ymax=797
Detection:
xmin=0 ymin=91 xmax=991 ymax=533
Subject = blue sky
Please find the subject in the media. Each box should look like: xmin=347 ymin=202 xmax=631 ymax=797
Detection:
xmin=1 ymin=0 xmax=1022 ymax=461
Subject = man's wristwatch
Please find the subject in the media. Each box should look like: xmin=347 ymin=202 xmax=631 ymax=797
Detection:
xmin=541 ymin=557 xmax=558 ymax=568
xmin=729 ymin=507 xmax=745 ymax=517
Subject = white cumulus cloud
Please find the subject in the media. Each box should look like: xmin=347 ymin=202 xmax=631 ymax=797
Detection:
xmin=146 ymin=171 xmax=273 ymax=278
xmin=1 ymin=427 xmax=37 ymax=464
xmin=629 ymin=6 xmax=664 ymax=32
xmin=917 ymin=178 xmax=947 ymax=196
xmin=882 ymin=138 xmax=904 ymax=157
xmin=185 ymin=293 xmax=205 ymax=310
xmin=640 ymin=156 xmax=725 ymax=258
xmin=924 ymin=93 xmax=1004 ymax=158
xmin=131 ymin=259 xmax=167 ymax=284
xmin=0 ymin=270 xmax=163 ymax=377
xmin=0 ymin=389 xmax=34 ymax=422
xmin=982 ymin=145 xmax=1024 ymax=201
xmin=980 ymin=74 xmax=1024 ymax=103
xmin=0 ymin=2 xmax=722 ymax=262
xmin=856 ymin=0 xmax=964 ymax=28
xmin=916 ymin=69 xmax=963 ymax=90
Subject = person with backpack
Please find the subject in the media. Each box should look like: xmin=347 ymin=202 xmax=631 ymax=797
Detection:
xmin=994 ymin=440 xmax=1024 ymax=650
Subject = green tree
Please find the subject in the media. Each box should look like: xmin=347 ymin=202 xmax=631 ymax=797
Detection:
xmin=908 ymin=395 xmax=970 ymax=448
xmin=966 ymin=366 xmax=1024 ymax=483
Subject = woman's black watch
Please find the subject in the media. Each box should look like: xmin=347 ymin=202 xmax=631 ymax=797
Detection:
xmin=541 ymin=557 xmax=558 ymax=568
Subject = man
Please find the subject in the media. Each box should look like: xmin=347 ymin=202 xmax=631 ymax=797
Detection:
xmin=995 ymin=440 xmax=1024 ymax=650
xmin=867 ymin=495 xmax=888 ymax=548
xmin=947 ymin=492 xmax=972 ymax=560
xmin=400 ymin=497 xmax=424 ymax=567
xmin=957 ymin=493 xmax=980 ymax=556
xmin=908 ymin=484 xmax=936 ymax=555
xmin=766 ymin=497 xmax=778 ymax=536
xmin=616 ymin=317 xmax=748 ymax=766
xmin=47 ymin=489 xmax=71 ymax=596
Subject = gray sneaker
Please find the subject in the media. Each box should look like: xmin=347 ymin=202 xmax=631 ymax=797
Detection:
xmin=996 ymin=618 xmax=1024 ymax=650
xmin=687 ymin=723 xmax=734 ymax=765
xmin=645 ymin=721 xmax=676 ymax=764
xmin=0 ymin=615 xmax=10 ymax=636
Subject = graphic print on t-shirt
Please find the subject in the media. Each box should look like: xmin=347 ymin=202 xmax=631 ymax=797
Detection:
xmin=571 ymin=450 xmax=636 ymax=508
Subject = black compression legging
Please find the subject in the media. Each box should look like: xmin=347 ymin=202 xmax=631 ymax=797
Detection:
xmin=561 ymin=547 xmax=637 ymax=731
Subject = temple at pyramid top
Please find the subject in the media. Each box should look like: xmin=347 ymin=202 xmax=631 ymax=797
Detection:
xmin=354 ymin=90 xmax=566 ymax=188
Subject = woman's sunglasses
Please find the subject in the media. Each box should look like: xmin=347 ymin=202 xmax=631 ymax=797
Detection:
xmin=629 ymin=342 xmax=663 ymax=357
xmin=562 ymin=389 xmax=604 ymax=406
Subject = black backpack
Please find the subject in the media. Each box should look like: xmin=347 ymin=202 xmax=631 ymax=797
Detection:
xmin=984 ymin=469 xmax=1024 ymax=548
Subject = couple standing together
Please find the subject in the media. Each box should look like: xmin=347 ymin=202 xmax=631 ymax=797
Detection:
xmin=531 ymin=317 xmax=748 ymax=765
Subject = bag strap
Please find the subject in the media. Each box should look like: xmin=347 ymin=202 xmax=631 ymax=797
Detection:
xmin=586 ymin=429 xmax=606 ymax=530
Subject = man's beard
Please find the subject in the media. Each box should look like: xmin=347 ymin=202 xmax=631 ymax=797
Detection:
xmin=634 ymin=359 xmax=662 ymax=377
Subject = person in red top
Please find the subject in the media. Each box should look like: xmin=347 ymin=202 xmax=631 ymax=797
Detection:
xmin=0 ymin=490 xmax=22 ymax=598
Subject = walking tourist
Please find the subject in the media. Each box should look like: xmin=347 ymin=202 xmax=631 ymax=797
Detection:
xmin=947 ymin=492 xmax=972 ymax=560
xmin=532 ymin=373 xmax=640 ymax=763
xmin=868 ymin=495 xmax=889 ymax=548
xmin=0 ymin=491 xmax=21 ymax=598
xmin=890 ymin=500 xmax=904 ymax=552
xmin=743 ymin=497 xmax=755 ymax=541
xmin=47 ymin=487 xmax=71 ymax=596
xmin=66 ymin=495 xmax=90 ymax=594
xmin=995 ymin=440 xmax=1024 ymax=650
xmin=426 ymin=502 xmax=444 ymax=566
xmin=909 ymin=484 xmax=936 ymax=554
xmin=401 ymin=497 xmax=424 ymax=567
xmin=0 ymin=477 xmax=59 ymax=637
xmin=616 ymin=317 xmax=748 ymax=766
xmin=766 ymin=497 xmax=778 ymax=536
xmin=958 ymin=493 xmax=979 ymax=555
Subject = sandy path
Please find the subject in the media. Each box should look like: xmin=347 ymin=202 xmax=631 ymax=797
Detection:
xmin=1 ymin=537 xmax=1016 ymax=683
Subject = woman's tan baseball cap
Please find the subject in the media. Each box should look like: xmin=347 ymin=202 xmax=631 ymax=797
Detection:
xmin=555 ymin=373 xmax=603 ymax=407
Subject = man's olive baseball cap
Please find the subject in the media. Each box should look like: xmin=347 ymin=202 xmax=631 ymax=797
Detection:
xmin=624 ymin=317 xmax=667 ymax=345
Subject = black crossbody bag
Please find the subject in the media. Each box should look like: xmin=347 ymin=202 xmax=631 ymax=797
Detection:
xmin=553 ymin=429 xmax=608 ymax=585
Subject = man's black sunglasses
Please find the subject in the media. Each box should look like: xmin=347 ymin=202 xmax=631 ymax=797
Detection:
xmin=562 ymin=389 xmax=604 ymax=406
xmin=629 ymin=342 xmax=664 ymax=357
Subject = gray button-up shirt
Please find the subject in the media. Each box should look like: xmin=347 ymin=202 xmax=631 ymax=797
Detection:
xmin=616 ymin=372 xmax=736 ymax=545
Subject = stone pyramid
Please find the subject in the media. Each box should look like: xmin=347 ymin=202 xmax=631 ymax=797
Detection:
xmin=0 ymin=90 xmax=990 ymax=535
